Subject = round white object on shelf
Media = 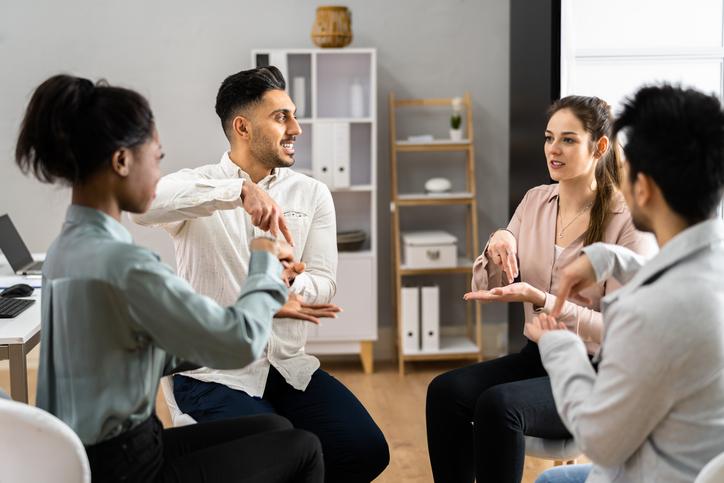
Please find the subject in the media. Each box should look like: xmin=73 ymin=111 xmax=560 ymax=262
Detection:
xmin=424 ymin=177 xmax=452 ymax=193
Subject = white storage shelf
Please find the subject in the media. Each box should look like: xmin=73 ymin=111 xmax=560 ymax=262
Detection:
xmin=253 ymin=48 xmax=378 ymax=371
xmin=402 ymin=335 xmax=479 ymax=357
xmin=396 ymin=138 xmax=471 ymax=145
xmin=400 ymin=257 xmax=473 ymax=273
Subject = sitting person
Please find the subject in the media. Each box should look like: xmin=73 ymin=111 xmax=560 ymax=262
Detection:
xmin=530 ymin=84 xmax=724 ymax=482
xmin=133 ymin=66 xmax=389 ymax=483
xmin=426 ymin=95 xmax=657 ymax=483
xmin=16 ymin=74 xmax=327 ymax=483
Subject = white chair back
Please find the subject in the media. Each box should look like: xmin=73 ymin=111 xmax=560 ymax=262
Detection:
xmin=160 ymin=376 xmax=197 ymax=427
xmin=0 ymin=398 xmax=90 ymax=483
xmin=695 ymin=451 xmax=724 ymax=483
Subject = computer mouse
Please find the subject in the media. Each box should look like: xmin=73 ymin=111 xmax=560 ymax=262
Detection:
xmin=0 ymin=283 xmax=34 ymax=298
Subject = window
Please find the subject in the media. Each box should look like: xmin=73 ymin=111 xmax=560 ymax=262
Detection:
xmin=561 ymin=0 xmax=724 ymax=215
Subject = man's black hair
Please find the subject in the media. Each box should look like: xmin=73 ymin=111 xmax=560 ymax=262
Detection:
xmin=215 ymin=66 xmax=286 ymax=138
xmin=613 ymin=84 xmax=724 ymax=223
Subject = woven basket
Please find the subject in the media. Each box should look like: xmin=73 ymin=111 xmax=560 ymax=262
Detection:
xmin=311 ymin=6 xmax=352 ymax=48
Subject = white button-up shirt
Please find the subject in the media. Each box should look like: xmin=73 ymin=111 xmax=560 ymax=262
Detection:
xmin=133 ymin=152 xmax=337 ymax=396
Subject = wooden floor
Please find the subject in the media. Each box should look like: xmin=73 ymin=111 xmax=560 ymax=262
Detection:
xmin=1 ymin=360 xmax=558 ymax=483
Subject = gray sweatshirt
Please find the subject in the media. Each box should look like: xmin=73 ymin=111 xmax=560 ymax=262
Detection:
xmin=540 ymin=219 xmax=724 ymax=483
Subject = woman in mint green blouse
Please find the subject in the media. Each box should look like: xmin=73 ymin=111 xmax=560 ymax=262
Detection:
xmin=14 ymin=74 xmax=325 ymax=483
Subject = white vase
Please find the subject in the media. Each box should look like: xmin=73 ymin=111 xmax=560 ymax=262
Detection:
xmin=449 ymin=128 xmax=463 ymax=141
xmin=292 ymin=76 xmax=306 ymax=118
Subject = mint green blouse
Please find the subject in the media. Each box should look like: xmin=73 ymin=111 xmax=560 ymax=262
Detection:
xmin=37 ymin=205 xmax=287 ymax=445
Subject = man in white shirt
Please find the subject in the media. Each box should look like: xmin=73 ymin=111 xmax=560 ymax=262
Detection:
xmin=528 ymin=85 xmax=724 ymax=483
xmin=133 ymin=66 xmax=388 ymax=482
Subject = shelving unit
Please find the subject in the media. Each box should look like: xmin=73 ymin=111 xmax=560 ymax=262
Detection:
xmin=252 ymin=48 xmax=378 ymax=373
xmin=389 ymin=92 xmax=482 ymax=375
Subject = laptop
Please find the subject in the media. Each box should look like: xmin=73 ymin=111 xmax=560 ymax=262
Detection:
xmin=0 ymin=214 xmax=43 ymax=275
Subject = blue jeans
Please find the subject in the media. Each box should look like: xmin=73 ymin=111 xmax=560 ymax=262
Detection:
xmin=174 ymin=366 xmax=389 ymax=483
xmin=535 ymin=464 xmax=593 ymax=483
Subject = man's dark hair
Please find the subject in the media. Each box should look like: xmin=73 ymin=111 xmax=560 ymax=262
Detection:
xmin=613 ymin=84 xmax=724 ymax=223
xmin=215 ymin=66 xmax=286 ymax=139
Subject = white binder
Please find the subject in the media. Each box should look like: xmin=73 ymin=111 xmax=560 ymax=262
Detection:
xmin=332 ymin=122 xmax=350 ymax=188
xmin=401 ymin=286 xmax=420 ymax=354
xmin=421 ymin=285 xmax=440 ymax=351
xmin=312 ymin=122 xmax=350 ymax=188
xmin=312 ymin=123 xmax=335 ymax=186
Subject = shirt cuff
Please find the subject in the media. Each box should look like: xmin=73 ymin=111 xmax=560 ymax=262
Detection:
xmin=534 ymin=292 xmax=555 ymax=314
xmin=290 ymin=272 xmax=312 ymax=300
xmin=248 ymin=250 xmax=283 ymax=279
xmin=581 ymin=243 xmax=615 ymax=283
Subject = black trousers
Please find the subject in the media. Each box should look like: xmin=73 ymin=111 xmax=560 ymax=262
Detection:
xmin=85 ymin=413 xmax=324 ymax=483
xmin=174 ymin=366 xmax=389 ymax=483
xmin=426 ymin=341 xmax=572 ymax=483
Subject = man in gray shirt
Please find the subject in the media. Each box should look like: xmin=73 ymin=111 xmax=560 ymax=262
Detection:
xmin=527 ymin=84 xmax=724 ymax=483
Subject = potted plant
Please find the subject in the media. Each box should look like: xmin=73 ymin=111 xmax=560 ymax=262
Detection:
xmin=450 ymin=96 xmax=463 ymax=141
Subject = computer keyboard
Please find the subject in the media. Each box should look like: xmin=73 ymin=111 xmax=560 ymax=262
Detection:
xmin=0 ymin=298 xmax=35 ymax=318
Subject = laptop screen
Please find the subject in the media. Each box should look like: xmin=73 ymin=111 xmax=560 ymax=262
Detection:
xmin=0 ymin=214 xmax=34 ymax=272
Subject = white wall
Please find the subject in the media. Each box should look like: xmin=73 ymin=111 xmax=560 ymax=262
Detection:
xmin=0 ymin=0 xmax=511 ymax=328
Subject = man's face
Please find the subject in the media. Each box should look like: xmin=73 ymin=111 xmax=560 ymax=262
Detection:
xmin=247 ymin=89 xmax=302 ymax=170
xmin=621 ymin=159 xmax=653 ymax=233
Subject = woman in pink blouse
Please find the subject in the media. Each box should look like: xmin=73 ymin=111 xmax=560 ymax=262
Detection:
xmin=426 ymin=96 xmax=656 ymax=483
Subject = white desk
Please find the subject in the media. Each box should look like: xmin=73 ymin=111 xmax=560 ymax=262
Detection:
xmin=0 ymin=256 xmax=41 ymax=403
xmin=0 ymin=294 xmax=40 ymax=402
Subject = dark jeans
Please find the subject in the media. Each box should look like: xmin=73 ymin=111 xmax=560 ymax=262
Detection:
xmin=426 ymin=341 xmax=572 ymax=483
xmin=174 ymin=366 xmax=389 ymax=483
xmin=85 ymin=412 xmax=323 ymax=483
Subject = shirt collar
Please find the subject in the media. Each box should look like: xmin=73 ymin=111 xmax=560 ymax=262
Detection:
xmin=219 ymin=151 xmax=279 ymax=186
xmin=545 ymin=183 xmax=626 ymax=214
xmin=65 ymin=205 xmax=133 ymax=243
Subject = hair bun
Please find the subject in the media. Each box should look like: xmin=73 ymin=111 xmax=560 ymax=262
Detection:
xmin=15 ymin=74 xmax=154 ymax=185
xmin=67 ymin=76 xmax=96 ymax=112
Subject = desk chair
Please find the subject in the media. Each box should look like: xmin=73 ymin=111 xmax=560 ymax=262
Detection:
xmin=695 ymin=451 xmax=724 ymax=483
xmin=525 ymin=436 xmax=581 ymax=466
xmin=160 ymin=376 xmax=197 ymax=427
xmin=0 ymin=398 xmax=90 ymax=483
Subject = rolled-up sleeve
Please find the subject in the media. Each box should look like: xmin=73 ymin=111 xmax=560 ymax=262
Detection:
xmin=132 ymin=169 xmax=244 ymax=228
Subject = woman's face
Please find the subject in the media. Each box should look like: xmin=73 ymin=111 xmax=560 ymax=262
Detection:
xmin=123 ymin=128 xmax=163 ymax=213
xmin=544 ymin=108 xmax=599 ymax=183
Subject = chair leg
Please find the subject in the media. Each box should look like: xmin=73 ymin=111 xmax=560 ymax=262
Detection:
xmin=566 ymin=459 xmax=577 ymax=465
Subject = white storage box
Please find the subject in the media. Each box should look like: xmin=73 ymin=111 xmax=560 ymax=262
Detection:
xmin=402 ymin=231 xmax=458 ymax=268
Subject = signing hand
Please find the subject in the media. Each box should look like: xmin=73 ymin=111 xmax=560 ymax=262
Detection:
xmin=241 ymin=181 xmax=294 ymax=246
xmin=275 ymin=293 xmax=342 ymax=325
xmin=281 ymin=261 xmax=306 ymax=287
xmin=249 ymin=238 xmax=294 ymax=264
xmin=463 ymin=282 xmax=545 ymax=306
xmin=551 ymin=254 xmax=597 ymax=317
xmin=486 ymin=229 xmax=518 ymax=283
xmin=524 ymin=313 xmax=567 ymax=343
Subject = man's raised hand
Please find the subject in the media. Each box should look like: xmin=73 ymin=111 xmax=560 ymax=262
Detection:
xmin=241 ymin=181 xmax=294 ymax=246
